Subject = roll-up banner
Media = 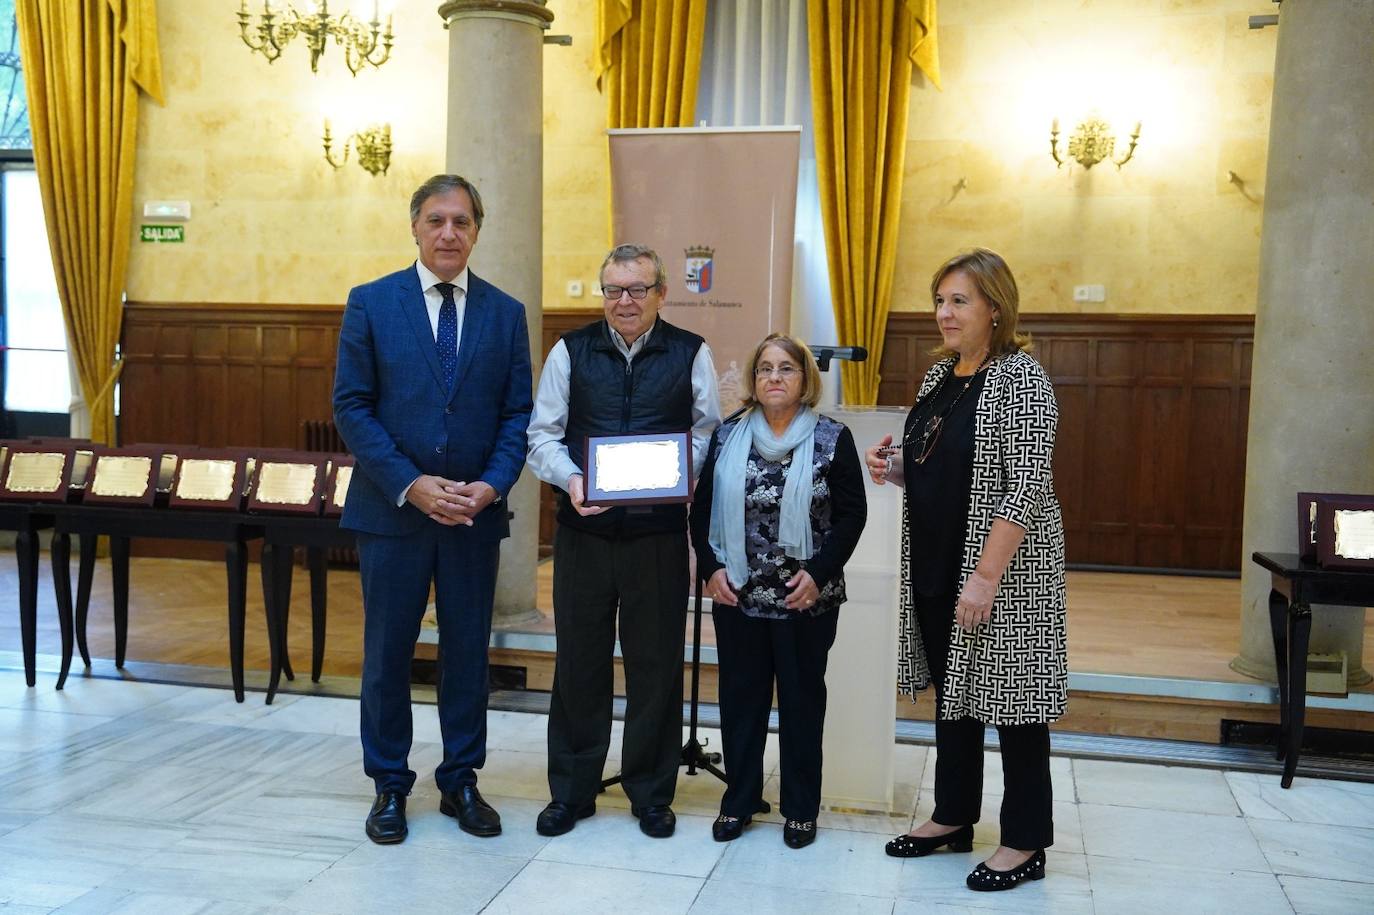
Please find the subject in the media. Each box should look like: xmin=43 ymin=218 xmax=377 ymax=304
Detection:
xmin=608 ymin=127 xmax=801 ymax=413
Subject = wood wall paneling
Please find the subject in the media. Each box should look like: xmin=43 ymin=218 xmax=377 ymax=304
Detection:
xmin=877 ymin=314 xmax=1254 ymax=571
xmin=122 ymin=304 xmax=1251 ymax=572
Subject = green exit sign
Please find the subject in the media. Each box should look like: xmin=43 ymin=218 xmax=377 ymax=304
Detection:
xmin=140 ymin=224 xmax=184 ymax=243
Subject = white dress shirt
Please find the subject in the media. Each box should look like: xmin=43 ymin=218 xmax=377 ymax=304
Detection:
xmin=526 ymin=321 xmax=723 ymax=491
xmin=417 ymin=260 xmax=469 ymax=347
xmin=397 ymin=261 xmax=470 ymax=506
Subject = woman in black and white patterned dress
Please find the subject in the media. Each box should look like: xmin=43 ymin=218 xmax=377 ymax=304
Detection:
xmin=690 ymin=333 xmax=866 ymax=849
xmin=864 ymin=249 xmax=1067 ymax=892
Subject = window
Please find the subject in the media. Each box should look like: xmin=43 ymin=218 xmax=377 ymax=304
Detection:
xmin=4 ymin=168 xmax=68 ymax=414
xmin=0 ymin=0 xmax=72 ymax=431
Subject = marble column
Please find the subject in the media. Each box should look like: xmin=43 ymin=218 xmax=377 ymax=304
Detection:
xmin=1233 ymin=2 xmax=1374 ymax=685
xmin=438 ymin=0 xmax=553 ymax=625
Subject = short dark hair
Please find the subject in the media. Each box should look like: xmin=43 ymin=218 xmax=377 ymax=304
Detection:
xmin=409 ymin=174 xmax=485 ymax=228
xmin=599 ymin=243 xmax=667 ymax=289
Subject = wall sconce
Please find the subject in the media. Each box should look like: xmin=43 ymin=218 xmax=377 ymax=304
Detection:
xmin=323 ymin=121 xmax=392 ymax=176
xmin=238 ymin=1 xmax=394 ymax=76
xmin=1050 ymin=116 xmax=1141 ymax=170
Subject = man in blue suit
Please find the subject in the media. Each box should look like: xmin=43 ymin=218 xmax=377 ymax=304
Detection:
xmin=333 ymin=174 xmax=533 ymax=844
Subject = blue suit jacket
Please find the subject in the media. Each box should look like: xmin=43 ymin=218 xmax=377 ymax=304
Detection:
xmin=332 ymin=264 xmax=533 ymax=540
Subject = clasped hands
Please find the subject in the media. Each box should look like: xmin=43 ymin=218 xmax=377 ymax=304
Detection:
xmin=706 ymin=568 xmax=820 ymax=612
xmin=407 ymin=475 xmax=496 ymax=527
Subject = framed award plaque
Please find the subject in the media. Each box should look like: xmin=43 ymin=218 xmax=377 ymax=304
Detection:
xmin=323 ymin=456 xmax=355 ymax=518
xmin=170 ymin=451 xmax=247 ymax=511
xmin=247 ymin=451 xmax=326 ymax=515
xmin=584 ymin=431 xmax=693 ymax=507
xmin=0 ymin=445 xmax=74 ymax=502
xmin=1315 ymin=494 xmax=1374 ymax=571
xmin=83 ymin=447 xmax=163 ymax=506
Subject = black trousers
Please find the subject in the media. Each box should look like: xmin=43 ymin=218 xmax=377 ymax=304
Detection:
xmin=713 ymin=604 xmax=840 ymax=822
xmin=547 ymin=526 xmax=688 ymax=809
xmin=916 ymin=592 xmax=1054 ymax=851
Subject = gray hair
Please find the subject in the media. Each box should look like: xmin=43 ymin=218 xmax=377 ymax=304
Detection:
xmin=409 ymin=174 xmax=485 ymax=228
xmin=600 ymin=244 xmax=666 ymax=289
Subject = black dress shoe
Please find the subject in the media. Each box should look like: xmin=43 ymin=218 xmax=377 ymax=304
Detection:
xmin=536 ymin=800 xmax=596 ymax=837
xmin=885 ymin=824 xmax=974 ymax=858
xmin=633 ymin=805 xmax=676 ymax=838
xmin=439 ymin=784 xmax=501 ymax=837
xmin=712 ymin=814 xmax=751 ymax=842
xmin=365 ymin=792 xmax=407 ymax=844
xmin=966 ymin=849 xmax=1046 ymax=891
xmin=783 ymin=818 xmax=817 ymax=849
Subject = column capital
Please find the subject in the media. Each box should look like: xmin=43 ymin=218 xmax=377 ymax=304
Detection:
xmin=437 ymin=0 xmax=555 ymax=28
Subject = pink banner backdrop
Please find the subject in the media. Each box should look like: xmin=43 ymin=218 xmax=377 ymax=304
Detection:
xmin=609 ymin=127 xmax=800 ymax=414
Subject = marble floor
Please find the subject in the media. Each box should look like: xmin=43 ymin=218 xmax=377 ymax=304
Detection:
xmin=0 ymin=670 xmax=1371 ymax=914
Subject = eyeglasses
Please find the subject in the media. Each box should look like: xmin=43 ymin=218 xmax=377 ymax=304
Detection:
xmin=754 ymin=364 xmax=801 ymax=379
xmin=601 ymin=284 xmax=656 ymax=300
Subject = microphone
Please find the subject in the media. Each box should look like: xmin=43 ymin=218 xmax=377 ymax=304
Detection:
xmin=811 ymin=345 xmax=869 ymax=372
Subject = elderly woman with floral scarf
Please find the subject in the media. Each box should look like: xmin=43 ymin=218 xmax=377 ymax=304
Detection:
xmin=689 ymin=333 xmax=866 ymax=849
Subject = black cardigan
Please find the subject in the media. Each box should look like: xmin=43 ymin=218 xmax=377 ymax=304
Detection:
xmin=689 ymin=419 xmax=867 ymax=596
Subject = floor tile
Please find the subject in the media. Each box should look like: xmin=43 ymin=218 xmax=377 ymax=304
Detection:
xmin=283 ymin=842 xmax=526 ymax=915
xmin=236 ymin=694 xmax=362 ymax=738
xmin=1279 ymin=874 xmax=1373 ymax=914
xmin=690 ymin=878 xmax=894 ymax=914
xmin=1228 ymin=771 xmax=1374 ymax=827
xmin=920 ymin=748 xmax=1074 ymax=801
xmin=1079 ymin=803 xmax=1269 ymax=872
xmin=69 ymin=764 xmax=282 ymax=825
xmin=1074 ymin=759 xmax=1239 ymax=815
xmin=0 ymin=813 xmax=191 ymax=886
xmin=0 ymin=707 xmax=114 ymax=753
xmin=894 ymin=849 xmax=1093 ymax=912
xmin=911 ymin=791 xmax=1083 ymax=854
xmin=484 ymin=860 xmax=703 ymax=915
xmin=1087 ymin=856 xmax=1293 ymax=915
xmin=53 ymin=887 xmax=317 ymax=915
xmin=132 ymin=688 xmax=302 ymax=726
xmin=536 ymin=809 xmax=725 ymax=877
xmin=711 ymin=822 xmax=906 ymax=898
xmin=0 ymin=876 xmax=91 ymax=909
xmin=1249 ymin=818 xmax=1374 ymax=883
xmin=14 ymin=678 xmax=194 ymax=719
xmin=400 ymin=794 xmax=552 ymax=860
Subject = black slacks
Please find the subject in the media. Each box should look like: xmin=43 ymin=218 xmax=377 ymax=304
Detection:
xmin=713 ymin=604 xmax=840 ymax=822
xmin=916 ymin=592 xmax=1054 ymax=851
xmin=547 ymin=525 xmax=688 ymax=809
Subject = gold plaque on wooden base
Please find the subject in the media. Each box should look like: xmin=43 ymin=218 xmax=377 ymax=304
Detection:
xmin=170 ymin=453 xmax=246 ymax=511
xmin=83 ymin=449 xmax=162 ymax=506
xmin=248 ymin=453 xmax=325 ymax=515
xmin=0 ymin=448 xmax=73 ymax=502
xmin=1315 ymin=494 xmax=1374 ymax=571
xmin=323 ymin=457 xmax=355 ymax=518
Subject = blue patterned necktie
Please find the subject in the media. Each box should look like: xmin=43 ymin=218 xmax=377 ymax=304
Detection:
xmin=435 ymin=282 xmax=458 ymax=389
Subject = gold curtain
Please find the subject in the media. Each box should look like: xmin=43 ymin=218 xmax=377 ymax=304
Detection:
xmin=808 ymin=0 xmax=939 ymax=405
xmin=598 ymin=0 xmax=709 ymax=128
xmin=16 ymin=0 xmax=163 ymax=444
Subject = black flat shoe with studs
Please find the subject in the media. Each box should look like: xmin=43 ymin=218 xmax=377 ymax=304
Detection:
xmin=885 ymin=824 xmax=974 ymax=858
xmin=783 ymin=818 xmax=816 ymax=849
xmin=966 ymin=849 xmax=1046 ymax=891
xmin=712 ymin=814 xmax=751 ymax=842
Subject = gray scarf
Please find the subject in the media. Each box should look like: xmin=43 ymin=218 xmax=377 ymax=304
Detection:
xmin=708 ymin=406 xmax=819 ymax=588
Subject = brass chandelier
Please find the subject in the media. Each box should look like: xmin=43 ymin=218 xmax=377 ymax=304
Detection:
xmin=238 ymin=1 xmax=394 ymax=76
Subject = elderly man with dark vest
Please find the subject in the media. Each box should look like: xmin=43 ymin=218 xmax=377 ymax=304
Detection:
xmin=527 ymin=243 xmax=721 ymax=838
